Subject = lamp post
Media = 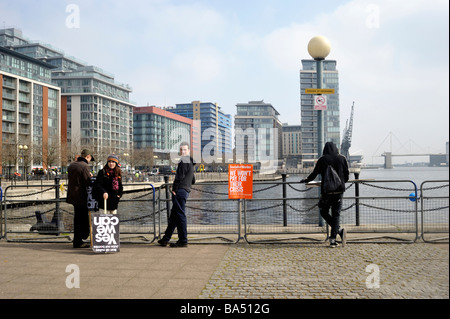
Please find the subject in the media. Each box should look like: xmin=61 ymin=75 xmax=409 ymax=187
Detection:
xmin=18 ymin=144 xmax=28 ymax=181
xmin=308 ymin=35 xmax=331 ymax=227
xmin=308 ymin=35 xmax=331 ymax=158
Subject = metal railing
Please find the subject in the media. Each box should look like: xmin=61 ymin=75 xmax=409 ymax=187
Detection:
xmin=0 ymin=178 xmax=157 ymax=243
xmin=420 ymin=180 xmax=449 ymax=243
xmin=340 ymin=180 xmax=420 ymax=243
xmin=158 ymin=182 xmax=243 ymax=244
xmin=1 ymin=181 xmax=72 ymax=242
xmin=1 ymin=177 xmax=448 ymax=244
xmin=111 ymin=183 xmax=156 ymax=243
xmin=242 ymin=179 xmax=422 ymax=244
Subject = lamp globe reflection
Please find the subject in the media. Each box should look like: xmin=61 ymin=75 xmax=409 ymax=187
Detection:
xmin=307 ymin=36 xmax=331 ymax=60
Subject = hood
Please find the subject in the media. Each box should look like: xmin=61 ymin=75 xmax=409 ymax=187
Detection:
xmin=322 ymin=142 xmax=339 ymax=156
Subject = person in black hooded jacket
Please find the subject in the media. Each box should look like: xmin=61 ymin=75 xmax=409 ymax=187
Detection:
xmin=301 ymin=142 xmax=349 ymax=247
xmin=158 ymin=141 xmax=196 ymax=248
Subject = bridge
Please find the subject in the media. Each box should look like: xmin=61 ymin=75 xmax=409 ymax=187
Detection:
xmin=381 ymin=152 xmax=449 ymax=169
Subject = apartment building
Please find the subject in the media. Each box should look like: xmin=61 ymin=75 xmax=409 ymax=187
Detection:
xmin=0 ymin=46 xmax=62 ymax=175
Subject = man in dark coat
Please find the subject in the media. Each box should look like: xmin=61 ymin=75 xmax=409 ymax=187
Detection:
xmin=158 ymin=142 xmax=196 ymax=248
xmin=67 ymin=149 xmax=95 ymax=248
xmin=301 ymin=142 xmax=349 ymax=247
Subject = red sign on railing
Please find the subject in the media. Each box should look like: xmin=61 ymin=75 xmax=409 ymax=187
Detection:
xmin=228 ymin=164 xmax=253 ymax=199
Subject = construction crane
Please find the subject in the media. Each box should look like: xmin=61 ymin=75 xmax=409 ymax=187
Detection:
xmin=340 ymin=102 xmax=354 ymax=161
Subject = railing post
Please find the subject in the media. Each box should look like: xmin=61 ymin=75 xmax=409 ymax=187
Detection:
xmin=239 ymin=199 xmax=243 ymax=242
xmin=0 ymin=186 xmax=3 ymax=239
xmin=52 ymin=176 xmax=61 ymax=233
xmin=164 ymin=175 xmax=170 ymax=221
xmin=282 ymin=173 xmax=287 ymax=227
xmin=354 ymin=172 xmax=360 ymax=226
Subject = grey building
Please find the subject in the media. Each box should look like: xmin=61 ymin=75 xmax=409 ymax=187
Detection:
xmin=235 ymin=100 xmax=282 ymax=169
xmin=300 ymin=59 xmax=340 ymax=167
xmin=282 ymin=124 xmax=302 ymax=168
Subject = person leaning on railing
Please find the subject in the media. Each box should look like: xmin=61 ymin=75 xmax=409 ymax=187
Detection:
xmin=300 ymin=142 xmax=349 ymax=248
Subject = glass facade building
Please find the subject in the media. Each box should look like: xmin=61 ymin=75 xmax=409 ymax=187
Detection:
xmin=133 ymin=106 xmax=196 ymax=152
xmin=235 ymin=100 xmax=283 ymax=167
xmin=0 ymin=45 xmax=61 ymax=175
xmin=166 ymin=101 xmax=232 ymax=161
xmin=300 ymin=59 xmax=340 ymax=167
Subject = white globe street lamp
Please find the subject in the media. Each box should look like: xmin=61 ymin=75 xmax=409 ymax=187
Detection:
xmin=308 ymin=36 xmax=331 ymax=60
xmin=307 ymin=35 xmax=331 ymax=159
xmin=308 ymin=35 xmax=332 ymax=227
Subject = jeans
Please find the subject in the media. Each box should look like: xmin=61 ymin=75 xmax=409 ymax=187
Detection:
xmin=73 ymin=204 xmax=90 ymax=246
xmin=162 ymin=188 xmax=189 ymax=244
xmin=318 ymin=193 xmax=343 ymax=239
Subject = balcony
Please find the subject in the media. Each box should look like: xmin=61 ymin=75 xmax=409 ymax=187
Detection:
xmin=2 ymin=79 xmax=16 ymax=89
xmin=19 ymin=85 xmax=31 ymax=93
xmin=2 ymin=115 xmax=16 ymax=122
xmin=2 ymin=126 xmax=15 ymax=134
xmin=2 ymin=101 xmax=16 ymax=111
xmin=19 ymin=117 xmax=30 ymax=125
xmin=19 ymin=95 xmax=30 ymax=103
xmin=2 ymin=92 xmax=16 ymax=100
xmin=19 ymin=106 xmax=31 ymax=114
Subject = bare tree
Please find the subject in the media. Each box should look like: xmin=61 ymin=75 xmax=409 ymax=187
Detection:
xmin=132 ymin=147 xmax=155 ymax=172
xmin=43 ymin=139 xmax=61 ymax=170
xmin=1 ymin=143 xmax=17 ymax=177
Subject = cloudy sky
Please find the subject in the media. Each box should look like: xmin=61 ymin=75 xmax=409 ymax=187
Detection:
xmin=1 ymin=0 xmax=448 ymax=164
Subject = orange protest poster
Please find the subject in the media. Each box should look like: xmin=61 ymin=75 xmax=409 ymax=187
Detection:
xmin=228 ymin=164 xmax=253 ymax=199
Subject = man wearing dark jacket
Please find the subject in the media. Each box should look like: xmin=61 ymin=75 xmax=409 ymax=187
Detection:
xmin=301 ymin=142 xmax=349 ymax=247
xmin=67 ymin=149 xmax=95 ymax=248
xmin=158 ymin=142 xmax=196 ymax=247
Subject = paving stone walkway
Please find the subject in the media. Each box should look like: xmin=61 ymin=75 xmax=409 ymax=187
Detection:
xmin=0 ymin=241 xmax=448 ymax=300
xmin=199 ymin=243 xmax=449 ymax=299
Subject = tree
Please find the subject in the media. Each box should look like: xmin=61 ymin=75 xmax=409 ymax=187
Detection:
xmin=132 ymin=147 xmax=155 ymax=171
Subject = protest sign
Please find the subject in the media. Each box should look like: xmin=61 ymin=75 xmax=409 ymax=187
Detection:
xmin=89 ymin=213 xmax=120 ymax=253
xmin=228 ymin=164 xmax=253 ymax=199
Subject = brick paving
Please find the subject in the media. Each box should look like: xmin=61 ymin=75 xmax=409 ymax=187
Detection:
xmin=199 ymin=243 xmax=449 ymax=299
xmin=0 ymin=241 xmax=448 ymax=299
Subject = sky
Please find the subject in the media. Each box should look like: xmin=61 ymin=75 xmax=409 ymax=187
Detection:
xmin=1 ymin=0 xmax=449 ymax=164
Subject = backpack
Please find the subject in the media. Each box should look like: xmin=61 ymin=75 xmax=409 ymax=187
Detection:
xmin=322 ymin=164 xmax=344 ymax=194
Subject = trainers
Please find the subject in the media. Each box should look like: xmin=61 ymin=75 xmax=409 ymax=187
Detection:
xmin=329 ymin=238 xmax=339 ymax=248
xmin=157 ymin=239 xmax=169 ymax=247
xmin=169 ymin=242 xmax=188 ymax=248
xmin=339 ymin=228 xmax=347 ymax=247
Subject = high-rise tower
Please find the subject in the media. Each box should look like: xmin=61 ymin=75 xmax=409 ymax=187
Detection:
xmin=300 ymin=59 xmax=340 ymax=167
